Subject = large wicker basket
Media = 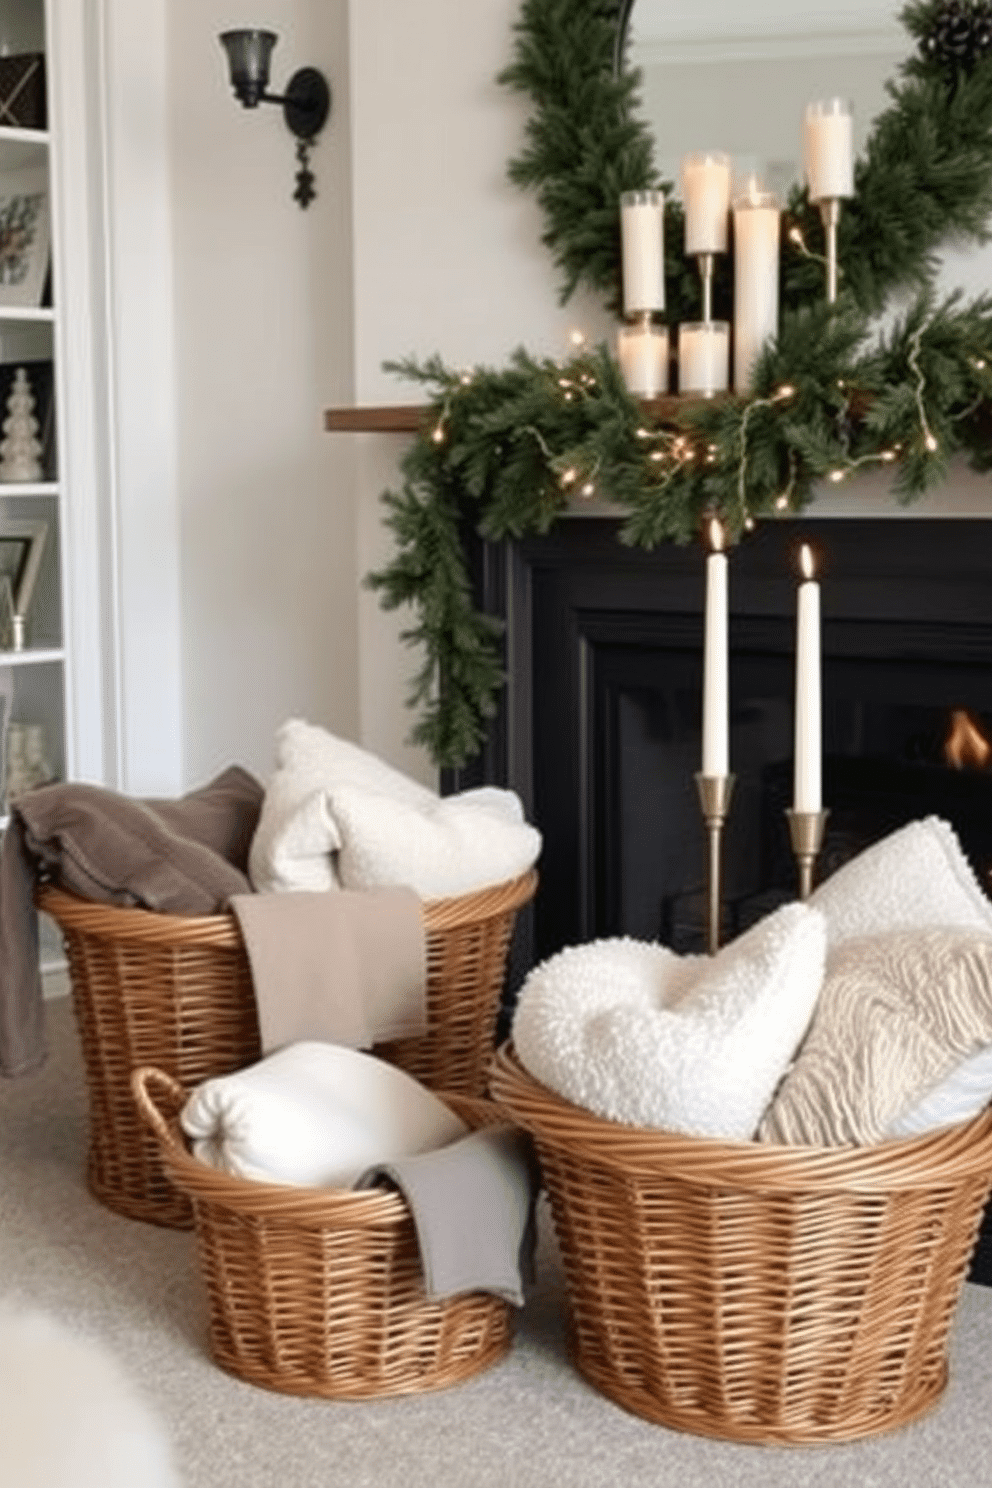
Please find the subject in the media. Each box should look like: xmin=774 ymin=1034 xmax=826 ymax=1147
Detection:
xmin=37 ymin=870 xmax=536 ymax=1229
xmin=132 ymin=1066 xmax=513 ymax=1399
xmin=489 ymin=1044 xmax=992 ymax=1446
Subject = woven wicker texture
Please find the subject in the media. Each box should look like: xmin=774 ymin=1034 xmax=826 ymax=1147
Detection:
xmin=489 ymin=1044 xmax=992 ymax=1445
xmin=132 ymin=1066 xmax=513 ymax=1398
xmin=37 ymin=870 xmax=536 ymax=1229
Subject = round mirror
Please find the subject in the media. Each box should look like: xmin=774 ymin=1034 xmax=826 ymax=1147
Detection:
xmin=620 ymin=1 xmax=905 ymax=204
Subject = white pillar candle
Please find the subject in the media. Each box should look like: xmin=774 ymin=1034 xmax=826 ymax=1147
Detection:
xmin=804 ymin=98 xmax=854 ymax=202
xmin=617 ymin=322 xmax=669 ymax=396
xmin=678 ymin=321 xmax=730 ymax=397
xmin=732 ymin=188 xmax=780 ymax=393
xmin=681 ymin=152 xmax=731 ymax=256
xmin=620 ymin=190 xmax=665 ymax=315
xmin=793 ymin=543 xmax=822 ymax=813
xmin=702 ymin=519 xmax=729 ymax=778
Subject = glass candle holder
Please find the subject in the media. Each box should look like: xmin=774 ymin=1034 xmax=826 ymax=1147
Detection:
xmin=679 ymin=321 xmax=730 ymax=397
xmin=617 ymin=319 xmax=670 ymax=397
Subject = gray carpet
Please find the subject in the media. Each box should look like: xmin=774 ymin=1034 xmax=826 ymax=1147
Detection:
xmin=5 ymin=996 xmax=992 ymax=1487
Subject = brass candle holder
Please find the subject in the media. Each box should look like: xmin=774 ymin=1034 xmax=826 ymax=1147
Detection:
xmin=786 ymin=808 xmax=830 ymax=901
xmin=695 ymin=772 xmax=735 ymax=955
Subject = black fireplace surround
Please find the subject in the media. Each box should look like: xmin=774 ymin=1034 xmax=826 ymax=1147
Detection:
xmin=447 ymin=513 xmax=992 ymax=1279
xmin=451 ymin=515 xmax=992 ymax=963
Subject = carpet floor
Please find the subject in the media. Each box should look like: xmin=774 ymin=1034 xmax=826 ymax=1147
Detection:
xmin=4 ymin=995 xmax=992 ymax=1487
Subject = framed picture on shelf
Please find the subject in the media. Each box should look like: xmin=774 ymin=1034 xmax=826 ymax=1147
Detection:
xmin=0 ymin=517 xmax=47 ymax=649
xmin=0 ymin=166 xmax=49 ymax=309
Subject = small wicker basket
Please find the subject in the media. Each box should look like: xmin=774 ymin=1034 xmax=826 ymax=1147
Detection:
xmin=37 ymin=870 xmax=536 ymax=1229
xmin=132 ymin=1066 xmax=513 ymax=1399
xmin=489 ymin=1044 xmax=992 ymax=1446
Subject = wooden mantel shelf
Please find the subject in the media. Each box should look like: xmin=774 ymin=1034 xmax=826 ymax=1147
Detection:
xmin=324 ymin=395 xmax=691 ymax=435
xmin=324 ymin=405 xmax=426 ymax=433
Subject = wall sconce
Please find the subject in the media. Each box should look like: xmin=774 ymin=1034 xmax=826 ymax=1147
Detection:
xmin=219 ymin=29 xmax=331 ymax=208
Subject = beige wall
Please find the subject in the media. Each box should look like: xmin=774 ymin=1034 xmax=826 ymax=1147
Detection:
xmin=167 ymin=0 xmax=358 ymax=789
xmin=137 ymin=0 xmax=992 ymax=796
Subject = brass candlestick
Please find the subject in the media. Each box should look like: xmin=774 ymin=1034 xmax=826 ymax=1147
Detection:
xmin=786 ymin=808 xmax=829 ymax=901
xmin=695 ymin=772 xmax=735 ymax=954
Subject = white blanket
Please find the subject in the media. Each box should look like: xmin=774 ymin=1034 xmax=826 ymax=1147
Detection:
xmin=181 ymin=1042 xmax=468 ymax=1188
xmin=249 ymin=720 xmax=541 ymax=897
xmin=512 ymin=903 xmax=825 ymax=1141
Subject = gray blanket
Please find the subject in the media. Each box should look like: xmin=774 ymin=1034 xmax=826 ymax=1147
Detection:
xmin=0 ymin=768 xmax=263 ymax=1077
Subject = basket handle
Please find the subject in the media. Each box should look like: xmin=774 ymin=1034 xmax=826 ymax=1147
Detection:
xmin=130 ymin=1066 xmax=189 ymax=1158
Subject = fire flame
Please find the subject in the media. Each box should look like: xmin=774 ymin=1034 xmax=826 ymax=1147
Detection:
xmin=708 ymin=516 xmax=724 ymax=553
xmin=799 ymin=543 xmax=815 ymax=581
xmin=944 ymin=710 xmax=992 ymax=771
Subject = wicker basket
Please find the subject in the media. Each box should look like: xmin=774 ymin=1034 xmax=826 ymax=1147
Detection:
xmin=131 ymin=1066 xmax=513 ymax=1399
xmin=489 ymin=1044 xmax=992 ymax=1445
xmin=37 ymin=870 xmax=536 ymax=1229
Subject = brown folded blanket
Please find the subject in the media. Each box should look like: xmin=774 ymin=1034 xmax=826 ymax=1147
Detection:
xmin=0 ymin=767 xmax=264 ymax=1077
xmin=229 ymin=887 xmax=427 ymax=1054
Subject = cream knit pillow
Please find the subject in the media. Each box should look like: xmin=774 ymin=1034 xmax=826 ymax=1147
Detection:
xmin=759 ymin=928 xmax=992 ymax=1146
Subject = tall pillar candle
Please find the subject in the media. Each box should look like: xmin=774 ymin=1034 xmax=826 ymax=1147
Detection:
xmin=793 ymin=543 xmax=822 ymax=813
xmin=620 ymin=190 xmax=665 ymax=315
xmin=702 ymin=519 xmax=729 ymax=777
xmin=681 ymin=152 xmax=731 ymax=255
xmin=732 ymin=189 xmax=780 ymax=392
xmin=804 ymin=98 xmax=854 ymax=202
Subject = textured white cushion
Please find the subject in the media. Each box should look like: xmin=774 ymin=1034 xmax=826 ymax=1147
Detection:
xmin=249 ymin=720 xmax=540 ymax=896
xmin=330 ymin=784 xmax=542 ymax=898
xmin=759 ymin=928 xmax=992 ymax=1146
xmin=809 ymin=816 xmax=992 ymax=950
xmin=182 ymin=1041 xmax=468 ymax=1188
xmin=512 ymin=902 xmax=826 ymax=1141
xmin=249 ymin=720 xmax=436 ymax=892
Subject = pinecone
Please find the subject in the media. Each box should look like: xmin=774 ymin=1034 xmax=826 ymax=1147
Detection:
xmin=921 ymin=0 xmax=992 ymax=71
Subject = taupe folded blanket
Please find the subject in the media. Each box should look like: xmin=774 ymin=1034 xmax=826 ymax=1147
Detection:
xmin=356 ymin=1123 xmax=540 ymax=1305
xmin=229 ymin=888 xmax=427 ymax=1054
xmin=0 ymin=768 xmax=264 ymax=1077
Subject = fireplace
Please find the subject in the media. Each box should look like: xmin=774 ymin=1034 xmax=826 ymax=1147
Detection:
xmin=453 ymin=514 xmax=992 ymax=1281
xmin=454 ymin=516 xmax=992 ymax=972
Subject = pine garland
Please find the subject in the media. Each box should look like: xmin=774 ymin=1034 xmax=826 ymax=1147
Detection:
xmin=369 ymin=0 xmax=992 ymax=769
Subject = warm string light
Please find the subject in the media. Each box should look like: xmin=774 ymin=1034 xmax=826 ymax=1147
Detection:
xmin=908 ymin=321 xmax=939 ymax=454
xmin=737 ymin=384 xmax=795 ymax=515
xmin=786 ymin=223 xmax=834 ymax=276
xmin=826 ymin=448 xmax=898 ymax=483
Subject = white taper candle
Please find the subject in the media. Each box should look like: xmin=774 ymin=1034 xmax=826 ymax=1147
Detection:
xmin=702 ymin=518 xmax=729 ymax=777
xmin=794 ymin=543 xmax=822 ymax=813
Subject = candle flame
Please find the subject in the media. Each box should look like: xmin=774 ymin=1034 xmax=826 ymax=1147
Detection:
xmin=944 ymin=710 xmax=992 ymax=771
xmin=799 ymin=543 xmax=815 ymax=580
xmin=708 ymin=516 xmax=725 ymax=553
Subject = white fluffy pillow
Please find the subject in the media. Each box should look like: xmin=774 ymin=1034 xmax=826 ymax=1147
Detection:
xmin=249 ymin=720 xmax=540 ymax=897
xmin=512 ymin=903 xmax=826 ymax=1141
xmin=809 ymin=816 xmax=992 ymax=951
xmin=182 ymin=1041 xmax=468 ymax=1188
xmin=330 ymin=784 xmax=541 ymax=898
xmin=249 ymin=720 xmax=437 ymax=893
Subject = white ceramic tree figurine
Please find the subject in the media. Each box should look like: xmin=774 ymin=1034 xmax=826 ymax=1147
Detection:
xmin=0 ymin=367 xmax=43 ymax=482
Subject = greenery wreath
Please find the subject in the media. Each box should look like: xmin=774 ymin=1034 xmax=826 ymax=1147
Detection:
xmin=369 ymin=0 xmax=992 ymax=770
